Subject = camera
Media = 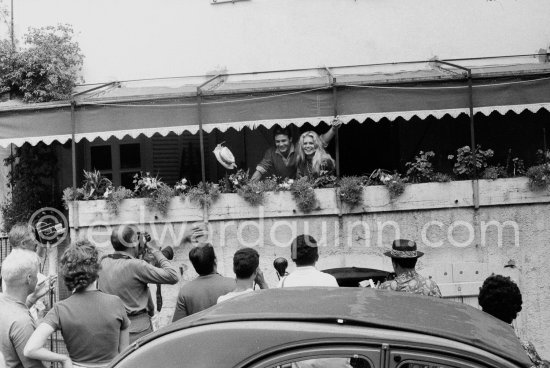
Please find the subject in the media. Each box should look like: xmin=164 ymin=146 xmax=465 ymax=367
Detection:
xmin=137 ymin=231 xmax=151 ymax=258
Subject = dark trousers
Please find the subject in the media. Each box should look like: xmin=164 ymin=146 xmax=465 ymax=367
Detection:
xmin=128 ymin=313 xmax=153 ymax=343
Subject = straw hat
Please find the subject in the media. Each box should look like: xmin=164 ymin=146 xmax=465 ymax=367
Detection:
xmin=383 ymin=239 xmax=424 ymax=258
xmin=213 ymin=143 xmax=237 ymax=170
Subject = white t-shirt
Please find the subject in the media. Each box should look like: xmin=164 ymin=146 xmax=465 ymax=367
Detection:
xmin=277 ymin=266 xmax=338 ymax=288
xmin=217 ymin=288 xmax=254 ymax=303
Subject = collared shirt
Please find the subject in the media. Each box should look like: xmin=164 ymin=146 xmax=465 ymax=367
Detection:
xmin=277 ymin=266 xmax=339 ymax=288
xmin=98 ymin=251 xmax=179 ymax=316
xmin=217 ymin=288 xmax=254 ymax=304
xmin=256 ymin=144 xmax=298 ymax=179
xmin=379 ymin=270 xmax=442 ymax=297
xmin=0 ymin=293 xmax=44 ymax=368
xmin=172 ymin=273 xmax=235 ymax=322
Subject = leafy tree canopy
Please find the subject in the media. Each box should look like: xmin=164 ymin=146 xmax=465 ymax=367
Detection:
xmin=0 ymin=24 xmax=84 ymax=102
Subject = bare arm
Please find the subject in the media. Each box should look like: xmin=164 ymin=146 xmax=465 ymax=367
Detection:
xmin=119 ymin=327 xmax=130 ymax=352
xmin=24 ymin=323 xmax=72 ymax=368
xmin=250 ymin=170 xmax=263 ymax=182
xmin=319 ymin=116 xmax=342 ymax=145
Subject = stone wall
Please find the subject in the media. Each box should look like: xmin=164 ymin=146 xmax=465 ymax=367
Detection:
xmin=68 ymin=177 xmax=550 ymax=357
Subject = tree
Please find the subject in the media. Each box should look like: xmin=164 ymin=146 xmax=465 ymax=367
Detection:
xmin=0 ymin=24 xmax=84 ymax=102
xmin=0 ymin=24 xmax=83 ymax=231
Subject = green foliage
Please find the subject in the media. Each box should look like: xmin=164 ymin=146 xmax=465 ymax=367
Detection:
xmin=187 ymin=182 xmax=220 ymax=208
xmin=526 ymin=164 xmax=550 ymax=191
xmin=482 ymin=165 xmax=507 ymax=180
xmin=145 ymin=184 xmax=174 ymax=217
xmin=510 ymin=157 xmax=526 ymax=177
xmin=338 ymin=176 xmax=363 ymax=207
xmin=405 ymin=151 xmax=435 ymax=183
xmin=432 ymin=172 xmax=452 ymax=183
xmin=105 ymin=187 xmax=133 ymax=216
xmin=535 ymin=149 xmax=550 ymax=165
xmin=219 ymin=169 xmax=249 ymax=193
xmin=312 ymin=174 xmax=337 ymax=188
xmin=237 ymin=181 xmax=266 ymax=207
xmin=1 ymin=143 xmax=58 ymax=232
xmin=0 ymin=24 xmax=84 ymax=102
xmin=448 ymin=145 xmax=494 ymax=179
xmin=368 ymin=169 xmax=407 ymax=199
xmin=62 ymin=187 xmax=85 ymax=210
xmin=290 ymin=177 xmax=318 ymax=213
xmin=82 ymin=170 xmax=112 ymax=200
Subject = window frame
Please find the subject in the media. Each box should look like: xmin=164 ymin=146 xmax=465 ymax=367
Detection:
xmin=246 ymin=345 xmax=380 ymax=368
xmin=85 ymin=137 xmax=151 ymax=187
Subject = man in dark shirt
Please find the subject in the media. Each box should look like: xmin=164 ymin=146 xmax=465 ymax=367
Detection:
xmin=172 ymin=244 xmax=235 ymax=322
xmin=98 ymin=225 xmax=180 ymax=342
xmin=250 ymin=118 xmax=341 ymax=181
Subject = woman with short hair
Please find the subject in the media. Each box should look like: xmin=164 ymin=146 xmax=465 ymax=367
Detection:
xmin=478 ymin=275 xmax=549 ymax=368
xmin=24 ymin=240 xmax=130 ymax=368
xmin=295 ymin=131 xmax=335 ymax=180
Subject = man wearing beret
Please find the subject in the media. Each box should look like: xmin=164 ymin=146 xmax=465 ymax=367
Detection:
xmin=379 ymin=239 xmax=442 ymax=297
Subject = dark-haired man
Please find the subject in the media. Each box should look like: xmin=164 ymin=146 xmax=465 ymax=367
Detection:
xmin=251 ymin=119 xmax=340 ymax=181
xmin=379 ymin=239 xmax=441 ymax=297
xmin=172 ymin=244 xmax=235 ymax=322
xmin=217 ymin=248 xmax=268 ymax=303
xmin=98 ymin=225 xmax=179 ymax=342
xmin=278 ymin=235 xmax=338 ymax=287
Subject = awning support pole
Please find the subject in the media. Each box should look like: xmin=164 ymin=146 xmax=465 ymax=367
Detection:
xmin=196 ymin=75 xmax=223 ymax=185
xmin=196 ymin=75 xmax=223 ymax=223
xmin=325 ymin=67 xmax=340 ymax=178
xmin=435 ymin=60 xmax=479 ymax=209
xmin=70 ymin=100 xmax=79 ymax=231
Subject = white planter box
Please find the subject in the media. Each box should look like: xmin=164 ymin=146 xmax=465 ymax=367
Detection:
xmin=68 ymin=177 xmax=550 ymax=227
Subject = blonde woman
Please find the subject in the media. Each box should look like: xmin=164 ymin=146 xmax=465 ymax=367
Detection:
xmin=296 ymin=131 xmax=335 ymax=179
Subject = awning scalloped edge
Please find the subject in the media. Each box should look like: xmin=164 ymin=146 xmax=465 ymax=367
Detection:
xmin=1 ymin=102 xmax=549 ymax=148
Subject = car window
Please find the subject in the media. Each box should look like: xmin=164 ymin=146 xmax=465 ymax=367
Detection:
xmin=391 ymin=351 xmax=488 ymax=368
xmin=251 ymin=346 xmax=379 ymax=368
xmin=398 ymin=363 xmax=458 ymax=368
xmin=271 ymin=356 xmax=371 ymax=368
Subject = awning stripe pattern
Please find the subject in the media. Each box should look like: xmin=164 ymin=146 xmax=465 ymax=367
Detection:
xmin=1 ymin=77 xmax=549 ymax=147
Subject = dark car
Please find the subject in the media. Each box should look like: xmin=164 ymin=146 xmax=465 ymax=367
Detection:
xmin=322 ymin=267 xmax=392 ymax=287
xmin=110 ymin=288 xmax=531 ymax=368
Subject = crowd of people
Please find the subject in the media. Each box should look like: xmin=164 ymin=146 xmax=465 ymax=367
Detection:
xmin=0 ymin=220 xmax=548 ymax=367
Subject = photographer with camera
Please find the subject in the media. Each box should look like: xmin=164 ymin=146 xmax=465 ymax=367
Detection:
xmin=98 ymin=225 xmax=179 ymax=343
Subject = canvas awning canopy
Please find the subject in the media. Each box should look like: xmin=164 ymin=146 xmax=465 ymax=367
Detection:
xmin=1 ymin=60 xmax=550 ymax=148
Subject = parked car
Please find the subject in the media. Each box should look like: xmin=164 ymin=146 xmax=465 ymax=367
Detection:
xmin=322 ymin=267 xmax=392 ymax=287
xmin=109 ymin=288 xmax=531 ymax=368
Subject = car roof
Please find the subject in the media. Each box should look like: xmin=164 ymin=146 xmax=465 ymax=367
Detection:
xmin=142 ymin=288 xmax=531 ymax=368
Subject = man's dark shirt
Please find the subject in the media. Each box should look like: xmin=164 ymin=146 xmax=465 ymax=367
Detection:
xmin=255 ymin=145 xmax=297 ymax=179
xmin=172 ymin=273 xmax=235 ymax=322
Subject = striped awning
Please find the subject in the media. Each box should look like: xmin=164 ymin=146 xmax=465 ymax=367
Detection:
xmin=1 ymin=66 xmax=550 ymax=148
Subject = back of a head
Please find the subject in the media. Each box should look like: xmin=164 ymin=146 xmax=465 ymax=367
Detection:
xmin=8 ymin=223 xmax=37 ymax=251
xmin=189 ymin=244 xmax=216 ymax=276
xmin=111 ymin=225 xmax=136 ymax=251
xmin=61 ymin=240 xmax=100 ymax=293
xmin=1 ymin=248 xmax=39 ymax=286
xmin=478 ymin=274 xmax=523 ymax=324
xmin=233 ymin=248 xmax=259 ymax=279
xmin=291 ymin=235 xmax=318 ymax=266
